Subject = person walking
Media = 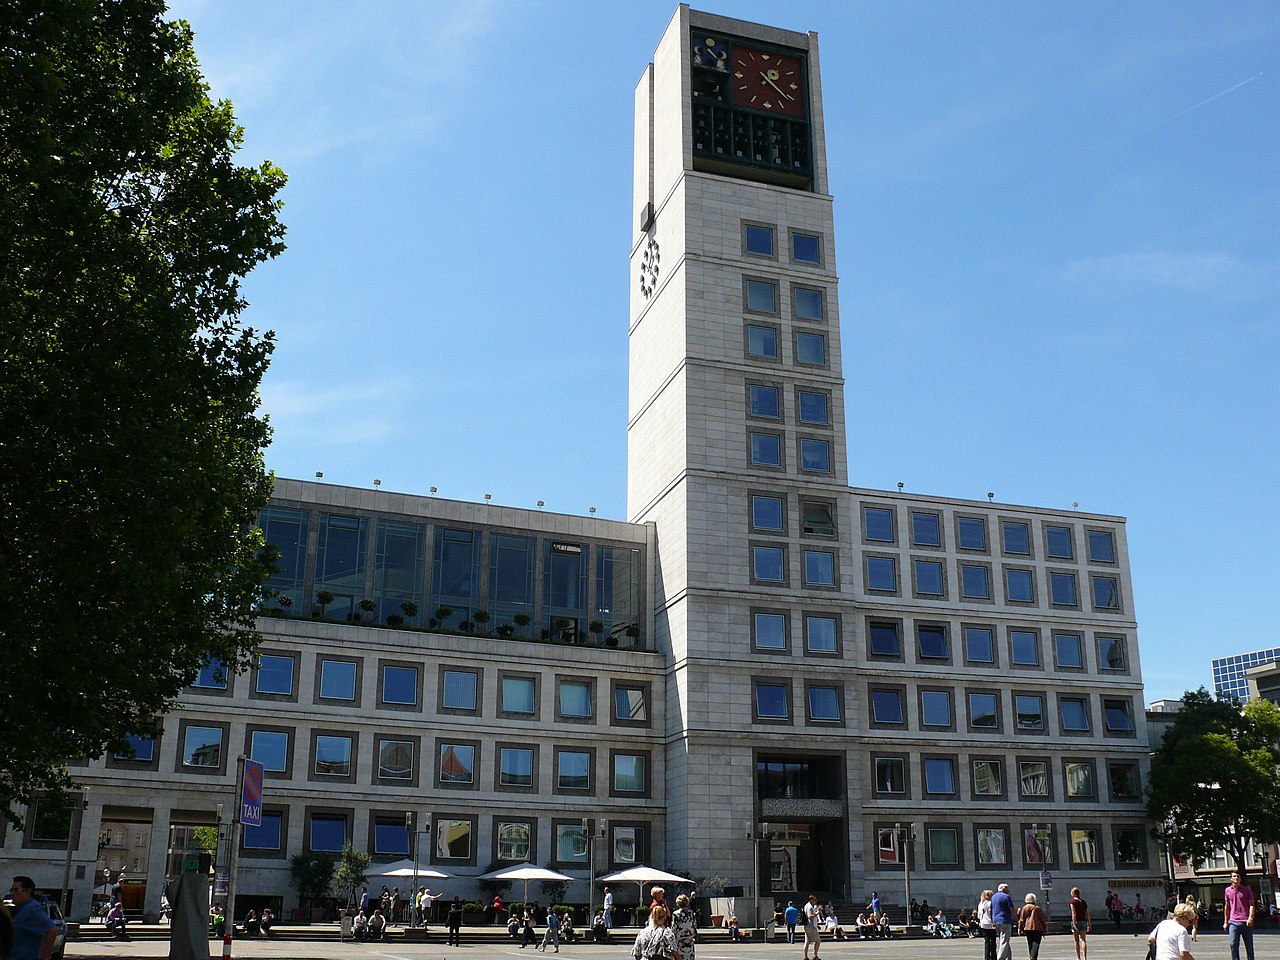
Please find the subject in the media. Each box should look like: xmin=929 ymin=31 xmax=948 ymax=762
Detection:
xmin=539 ymin=906 xmax=560 ymax=953
xmin=1017 ymin=893 xmax=1047 ymax=960
xmin=803 ymin=894 xmax=823 ymax=960
xmin=1182 ymin=895 xmax=1200 ymax=941
xmin=446 ymin=897 xmax=463 ymax=947
xmin=977 ymin=889 xmax=996 ymax=960
xmin=867 ymin=891 xmax=881 ymax=922
xmin=671 ymin=894 xmax=697 ymax=960
xmin=784 ymin=900 xmax=800 ymax=944
xmin=1223 ymin=870 xmax=1255 ymax=960
xmin=1068 ymin=886 xmax=1092 ymax=960
xmin=631 ymin=904 xmax=676 ymax=960
xmin=1148 ymin=902 xmax=1196 ymax=960
xmin=520 ymin=909 xmax=537 ymax=949
xmin=992 ymin=883 xmax=1016 ymax=960
xmin=8 ymin=877 xmax=56 ymax=960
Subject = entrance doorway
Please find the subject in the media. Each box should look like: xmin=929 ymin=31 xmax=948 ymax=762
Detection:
xmin=762 ymin=821 xmax=845 ymax=898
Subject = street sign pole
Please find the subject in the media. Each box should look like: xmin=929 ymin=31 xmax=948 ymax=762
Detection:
xmin=223 ymin=756 xmax=264 ymax=960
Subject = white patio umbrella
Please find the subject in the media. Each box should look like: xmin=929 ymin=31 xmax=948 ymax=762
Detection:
xmin=365 ymin=858 xmax=449 ymax=879
xmin=598 ymin=865 xmax=691 ymax=907
xmin=479 ymin=862 xmax=574 ymax=907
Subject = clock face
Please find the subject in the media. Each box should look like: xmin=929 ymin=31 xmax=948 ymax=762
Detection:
xmin=730 ymin=45 xmax=806 ymax=118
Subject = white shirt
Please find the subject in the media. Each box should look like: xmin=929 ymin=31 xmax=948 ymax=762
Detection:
xmin=805 ymin=902 xmax=822 ymax=925
xmin=604 ymin=892 xmax=614 ymax=910
xmin=1151 ymin=918 xmax=1191 ymax=960
xmin=978 ymin=900 xmax=994 ymax=929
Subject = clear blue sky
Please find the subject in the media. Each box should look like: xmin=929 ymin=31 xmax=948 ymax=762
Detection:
xmin=169 ymin=1 xmax=1278 ymax=704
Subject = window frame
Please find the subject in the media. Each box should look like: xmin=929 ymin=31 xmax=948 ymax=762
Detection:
xmin=1013 ymin=691 xmax=1046 ymax=734
xmin=742 ymin=220 xmax=777 ymax=258
xmin=963 ymin=624 xmax=997 ymax=665
xmin=793 ymin=329 xmax=828 ymax=367
xmin=869 ymin=685 xmax=907 ymax=728
xmin=495 ymin=742 xmax=539 ymax=793
xmin=554 ymin=746 xmax=595 ymax=795
xmin=966 ymin=689 xmax=1003 ymax=733
xmin=1016 ymin=757 xmax=1054 ymax=801
xmin=435 ymin=738 xmax=480 ymax=790
xmin=796 ymin=387 xmax=832 ymax=427
xmin=805 ymin=682 xmax=843 ymax=725
xmin=745 ymin=321 xmax=782 ymax=362
xmin=1000 ymin=520 xmax=1033 ymax=557
xmin=1102 ymin=696 xmax=1136 ymax=737
xmin=750 ymin=491 xmax=787 ymax=533
xmin=1091 ymin=575 xmax=1122 ymax=612
xmin=970 ymin=756 xmax=1006 ymax=799
xmin=1067 ymin=824 xmax=1103 ymax=869
xmin=872 ymin=753 xmax=910 ymax=798
xmin=918 ymin=686 xmax=955 ymax=731
xmin=925 ymin=824 xmax=964 ymax=870
xmin=974 ymin=823 xmax=1012 ymax=868
xmin=1113 ymin=826 xmax=1149 ymax=868
xmin=1045 ymin=524 xmax=1075 ymax=560
xmin=800 ymin=498 xmax=837 ymax=538
xmin=861 ymin=505 xmax=896 ymax=544
xmin=311 ymin=730 xmax=357 ymax=783
xmin=802 ymin=548 xmax=838 ymax=588
xmin=922 ymin=755 xmax=959 ymax=798
xmin=916 ymin=623 xmax=950 ymax=663
xmin=753 ymin=678 xmax=792 ymax=724
xmin=306 ymin=807 xmax=352 ymax=855
xmin=375 ymin=735 xmax=419 ymax=786
xmin=912 ymin=557 xmax=946 ymax=598
xmin=790 ymin=229 xmax=823 ymax=265
xmin=910 ymin=511 xmax=943 ymax=548
xmin=610 ymin=680 xmax=652 ymax=728
xmin=867 ymin=618 xmax=903 ymax=660
xmin=748 ymin=430 xmax=785 ymax=469
xmin=1053 ymin=632 xmax=1086 ymax=671
xmin=438 ymin=666 xmax=481 ymax=715
xmin=609 ymin=749 xmax=651 ymax=798
xmin=245 ymin=725 xmax=293 ymax=779
xmin=743 ymin=275 xmax=780 ymax=315
xmin=251 ymin=650 xmax=299 ymax=702
xmin=1063 ymin=757 xmax=1097 ymax=801
xmin=1087 ymin=528 xmax=1117 ymax=564
xmin=1108 ymin=760 xmax=1142 ymax=801
xmin=1097 ymin=634 xmax=1128 ymax=673
xmin=864 ymin=553 xmax=898 ymax=594
xmin=431 ymin=814 xmax=478 ymax=866
xmin=751 ymin=542 xmax=788 ymax=585
xmin=791 ymin=283 xmax=826 ymax=322
xmin=746 ymin=380 xmax=783 ymax=420
xmin=1009 ymin=628 xmax=1042 ymax=669
xmin=1057 ymin=695 xmax=1093 ymax=736
xmin=1048 ymin=570 xmax=1080 ymax=608
xmin=497 ymin=671 xmax=540 ymax=720
xmin=956 ymin=515 xmax=989 ymax=552
xmin=555 ymin=676 xmax=595 ymax=724
xmin=959 ymin=561 xmax=993 ymax=601
xmin=803 ymin=613 xmax=841 ymax=656
xmin=798 ymin=436 xmax=832 ymax=474
xmin=176 ymin=720 xmax=229 ymax=776
xmin=752 ymin=608 xmax=790 ymax=654
xmin=1003 ymin=566 xmax=1036 ymax=604
xmin=315 ymin=655 xmax=361 ymax=704
xmin=377 ymin=660 xmax=421 ymax=711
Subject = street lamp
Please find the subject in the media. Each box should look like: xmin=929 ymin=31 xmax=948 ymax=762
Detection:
xmin=60 ymin=787 xmax=89 ymax=917
xmin=894 ymin=822 xmax=914 ymax=925
xmin=408 ymin=812 xmax=432 ymax=927
xmin=1032 ymin=823 xmax=1052 ymax=926
xmin=746 ymin=823 xmax=773 ymax=934
xmin=584 ymin=817 xmax=607 ymax=922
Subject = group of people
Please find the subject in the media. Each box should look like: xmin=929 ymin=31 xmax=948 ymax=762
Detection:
xmin=770 ymin=897 xmax=888 ymax=944
xmin=973 ymin=884 xmax=1049 ymax=960
xmin=629 ymin=887 xmax=698 ymax=960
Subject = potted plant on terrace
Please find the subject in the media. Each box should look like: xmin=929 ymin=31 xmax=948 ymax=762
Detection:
xmin=359 ymin=598 xmax=376 ymax=621
xmin=588 ymin=620 xmax=605 ymax=644
xmin=315 ymin=590 xmax=334 ymax=618
xmin=473 ymin=609 xmax=491 ymax=634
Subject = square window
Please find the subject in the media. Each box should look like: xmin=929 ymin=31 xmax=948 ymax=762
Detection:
xmin=1019 ymin=761 xmax=1049 ymax=797
xmin=750 ymin=432 xmax=782 ymax=466
xmin=797 ymin=390 xmax=829 ymax=425
xmin=1088 ymin=530 xmax=1116 ymax=563
xmin=319 ymin=659 xmax=356 ymax=700
xmin=1046 ymin=525 xmax=1074 ymax=559
xmin=315 ymin=735 xmax=352 ymax=776
xmin=114 ymin=733 xmax=155 ymax=763
xmin=911 ymin=512 xmax=942 ymax=547
xmin=1098 ymin=636 xmax=1127 ymax=671
xmin=749 ymin=384 xmax=780 ymax=418
xmin=1050 ymin=572 xmax=1078 ymax=606
xmin=804 ymin=550 xmax=835 ymax=586
xmin=256 ymin=654 xmax=294 ymax=695
xmin=182 ymin=726 xmax=223 ymax=768
xmin=871 ymin=688 xmax=904 ymax=725
xmin=1005 ymin=568 xmax=1035 ymax=603
xmin=969 ymin=692 xmax=999 ymax=729
xmin=802 ymin=500 xmax=836 ymax=536
xmin=1015 ymin=695 xmax=1045 ymax=731
xmin=746 ymin=279 xmax=778 ymax=313
xmin=381 ymin=665 xmax=418 ymax=706
xmin=244 ymin=812 xmax=283 ymax=850
xmin=917 ymin=625 xmax=948 ymax=659
xmin=557 ymin=750 xmax=590 ymax=791
xmin=924 ymin=758 xmax=956 ymax=795
xmin=439 ymin=743 xmax=475 ymax=783
xmin=558 ymin=680 xmax=592 ymax=719
xmin=1103 ymin=698 xmax=1134 ymax=733
xmin=1109 ymin=762 xmax=1141 ymax=799
xmin=747 ymin=324 xmax=779 ymax=359
xmin=754 ymin=611 xmax=788 ymax=650
xmin=800 ymin=438 xmax=830 ymax=472
xmin=500 ymin=747 xmax=534 ymax=787
xmin=965 ymin=626 xmax=995 ymax=663
xmin=613 ymin=753 xmax=648 ymax=793
xmin=795 ymin=331 xmax=826 ymax=364
xmin=249 ymin=731 xmax=288 ymax=772
xmin=976 ymin=827 xmax=1008 ymax=865
xmin=501 ymin=676 xmax=536 ymax=714
xmin=1055 ymin=633 xmax=1084 ymax=669
xmin=1059 ymin=697 xmax=1091 ymax=732
xmin=920 ymin=689 xmax=952 ymax=727
xmin=614 ymin=685 xmax=647 ymax=722
xmin=793 ymin=286 xmax=824 ymax=321
xmin=1069 ymin=828 xmax=1100 ymax=866
xmin=792 ymin=232 xmax=821 ymax=263
xmin=497 ymin=821 xmax=531 ymax=862
xmin=961 ymin=564 xmax=990 ymax=599
xmin=1002 ymin=521 xmax=1031 ymax=555
xmin=752 ymin=495 xmax=784 ymax=531
xmin=755 ymin=682 xmax=790 ymax=720
xmin=442 ymin=670 xmax=478 ymax=710
xmin=1114 ymin=827 xmax=1146 ymax=865
xmin=806 ymin=615 xmax=838 ymax=653
xmin=744 ymin=223 xmax=775 ymax=256
xmin=1065 ymin=761 xmax=1095 ymax=798
xmin=874 ymin=756 xmax=906 ymax=793
xmin=753 ymin=545 xmax=786 ymax=583
xmin=928 ymin=828 xmax=959 ymax=865
xmin=1024 ymin=827 xmax=1057 ymax=866
xmin=194 ymin=657 xmax=228 ymax=689
xmin=808 ymin=685 xmax=841 ymax=721
xmin=866 ymin=556 xmax=897 ymax=592
xmin=1010 ymin=630 xmax=1039 ymax=666
xmin=958 ymin=517 xmax=987 ymax=551
xmin=914 ymin=559 xmax=944 ymax=596
xmin=435 ymin=818 xmax=472 ymax=859
xmin=869 ymin=621 xmax=901 ymax=657
xmin=1092 ymin=576 xmax=1120 ymax=609
xmin=864 ymin=507 xmax=895 ymax=542
xmin=378 ymin=739 xmax=413 ymax=780
xmin=309 ymin=815 xmax=347 ymax=853
xmin=973 ymin=759 xmax=1003 ymax=796
xmin=373 ymin=818 xmax=410 ymax=856
xmin=555 ymin=822 xmax=589 ymax=863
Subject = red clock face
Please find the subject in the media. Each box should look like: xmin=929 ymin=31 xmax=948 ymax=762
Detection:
xmin=731 ymin=45 xmax=805 ymax=118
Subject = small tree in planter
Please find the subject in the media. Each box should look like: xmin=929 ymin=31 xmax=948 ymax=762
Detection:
xmin=332 ymin=842 xmax=372 ymax=910
xmin=554 ymin=617 xmax=573 ymax=643
xmin=315 ymin=590 xmax=335 ymax=618
xmin=401 ymin=600 xmax=419 ymax=624
xmin=431 ymin=605 xmax=453 ymax=630
xmin=588 ymin=620 xmax=605 ymax=644
xmin=289 ymin=853 xmax=336 ymax=919
xmin=359 ymin=598 xmax=376 ymax=621
xmin=458 ymin=620 xmax=473 ymax=633
xmin=513 ymin=613 xmax=531 ymax=637
xmin=540 ymin=879 xmax=567 ymax=905
xmin=473 ymin=609 xmax=491 ymax=634
xmin=385 ymin=614 xmax=404 ymax=626
xmin=496 ymin=623 xmax=514 ymax=637
xmin=278 ymin=595 xmax=294 ymax=616
xmin=462 ymin=901 xmax=486 ymax=924
xmin=625 ymin=624 xmax=641 ymax=646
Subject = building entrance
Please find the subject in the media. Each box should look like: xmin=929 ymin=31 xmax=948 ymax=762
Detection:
xmin=762 ymin=821 xmax=845 ymax=898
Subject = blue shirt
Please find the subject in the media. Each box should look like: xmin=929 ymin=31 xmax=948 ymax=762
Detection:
xmin=991 ymin=891 xmax=1015 ymax=926
xmin=11 ymin=899 xmax=54 ymax=960
xmin=785 ymin=906 xmax=800 ymax=925
xmin=870 ymin=896 xmax=881 ymax=914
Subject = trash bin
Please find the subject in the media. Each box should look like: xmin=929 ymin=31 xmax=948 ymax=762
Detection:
xmin=340 ymin=916 xmax=354 ymax=940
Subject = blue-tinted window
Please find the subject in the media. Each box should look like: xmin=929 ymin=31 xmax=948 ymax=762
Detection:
xmin=864 ymin=508 xmax=894 ymax=542
xmin=1099 ymin=636 xmax=1126 ymax=671
xmin=917 ymin=625 xmax=948 ymax=659
xmin=1092 ymin=576 xmax=1120 ymax=609
xmin=871 ymin=689 xmax=904 ymax=724
xmin=792 ymin=233 xmax=821 ymax=263
xmin=921 ymin=690 xmax=952 ymax=727
xmin=808 ymin=685 xmax=840 ymax=721
xmin=961 ymin=564 xmax=990 ymax=599
xmin=433 ymin=527 xmax=478 ymax=606
xmin=374 ymin=819 xmax=410 ymax=855
xmin=746 ymin=279 xmax=778 ymax=313
xmin=442 ymin=670 xmax=478 ymax=710
xmin=1059 ymin=698 xmax=1090 ymax=732
xmin=500 ymin=748 xmax=534 ymax=787
xmin=964 ymin=626 xmax=995 ymax=662
xmin=753 ymin=546 xmax=786 ymax=582
xmin=613 ymin=754 xmax=647 ymax=793
xmin=969 ymin=692 xmax=999 ymax=728
xmin=490 ymin=534 xmax=535 ymax=607
xmin=373 ymin=519 xmax=426 ymax=622
xmin=544 ymin=540 xmax=588 ymax=613
xmin=869 ymin=622 xmax=900 ymax=656
xmin=310 ymin=815 xmax=346 ymax=852
xmin=1002 ymin=521 xmax=1031 ymax=555
xmin=912 ymin=512 xmax=941 ymax=546
xmin=1011 ymin=630 xmax=1040 ymax=666
xmin=558 ymin=680 xmax=592 ymax=718
xmin=182 ymin=726 xmax=222 ymax=768
xmin=1016 ymin=695 xmax=1045 ymax=730
xmin=1046 ymin=525 xmax=1074 ymax=559
xmin=806 ymin=616 xmax=838 ymax=653
xmin=502 ymin=676 xmax=536 ymax=714
xmin=924 ymin=758 xmax=956 ymax=794
xmin=1050 ymin=572 xmax=1078 ymax=606
xmin=315 ymin=736 xmax=352 ymax=776
xmin=747 ymin=324 xmax=778 ymax=359
xmin=752 ymin=495 xmax=784 ymax=530
xmin=749 ymin=384 xmax=780 ymax=418
xmin=260 ymin=506 xmax=309 ymax=600
xmin=315 ymin=513 xmax=369 ymax=620
xmin=1088 ymin=530 xmax=1116 ymax=563
xmin=439 ymin=743 xmax=475 ymax=783
xmin=751 ymin=432 xmax=782 ymax=466
xmin=793 ymin=287 xmax=824 ymax=321
xmin=615 ymin=686 xmax=647 ymax=722
xmin=800 ymin=438 xmax=830 ymax=472
xmin=194 ymin=657 xmax=227 ymax=689
xmin=1103 ymin=699 xmax=1134 ymax=733
xmin=745 ymin=224 xmax=775 ymax=256
xmin=795 ymin=331 xmax=826 ymax=364
xmin=319 ymin=659 xmax=356 ymax=700
xmin=558 ymin=751 xmax=590 ymax=790
xmin=256 ymin=655 xmax=294 ymax=695
xmin=755 ymin=683 xmax=789 ymax=719
xmin=797 ymin=390 xmax=828 ymax=425
xmin=244 ymin=812 xmax=282 ymax=850
xmin=914 ymin=559 xmax=944 ymax=596
xmin=1055 ymin=633 xmax=1084 ymax=669
xmin=382 ymin=665 xmax=418 ymax=705
xmin=249 ymin=730 xmax=288 ymax=772
xmin=378 ymin=740 xmax=413 ymax=780
xmin=1005 ymin=568 xmax=1034 ymax=602
xmin=958 ymin=517 xmax=987 ymax=550
xmin=114 ymin=733 xmax=155 ymax=762
xmin=866 ymin=556 xmax=897 ymax=591
xmin=804 ymin=550 xmax=835 ymax=586
xmin=754 ymin=612 xmax=787 ymax=649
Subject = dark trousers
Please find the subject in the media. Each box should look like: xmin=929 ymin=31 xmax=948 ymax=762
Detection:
xmin=786 ymin=923 xmax=797 ymax=943
xmin=982 ymin=928 xmax=997 ymax=960
xmin=1025 ymin=932 xmax=1043 ymax=960
xmin=448 ymin=924 xmax=461 ymax=946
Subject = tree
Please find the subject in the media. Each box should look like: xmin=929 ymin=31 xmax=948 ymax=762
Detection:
xmin=289 ymin=854 xmax=336 ymax=911
xmin=332 ymin=842 xmax=372 ymax=908
xmin=0 ymin=0 xmax=286 ymax=821
xmin=1147 ymin=687 xmax=1280 ymax=876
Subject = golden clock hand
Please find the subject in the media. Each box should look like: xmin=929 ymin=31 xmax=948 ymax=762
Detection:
xmin=760 ymin=72 xmax=793 ymax=100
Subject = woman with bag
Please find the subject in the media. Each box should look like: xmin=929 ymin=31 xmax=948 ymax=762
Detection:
xmin=632 ymin=904 xmax=677 ymax=960
xmin=977 ymin=890 xmax=996 ymax=960
xmin=1017 ymin=893 xmax=1048 ymax=960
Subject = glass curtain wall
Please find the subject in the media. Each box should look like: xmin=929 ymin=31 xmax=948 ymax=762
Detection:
xmin=489 ymin=534 xmax=535 ymax=637
xmin=431 ymin=528 xmax=479 ymax=629
xmin=314 ymin=514 xmax=369 ymax=620
xmin=596 ymin=546 xmax=642 ymax=647
xmin=259 ymin=507 xmax=309 ymax=612
xmin=543 ymin=541 xmax=588 ymax=642
xmin=373 ymin=519 xmax=426 ymax=626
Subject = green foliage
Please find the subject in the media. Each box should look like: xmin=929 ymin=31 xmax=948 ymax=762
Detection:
xmin=192 ymin=826 xmax=219 ymax=856
xmin=540 ymin=879 xmax=567 ymax=903
xmin=289 ymin=854 xmax=336 ymax=906
xmin=634 ymin=905 xmax=650 ymax=924
xmin=696 ymin=875 xmax=730 ymax=895
xmin=1147 ymin=687 xmax=1280 ymax=875
xmin=332 ymin=842 xmax=372 ymax=905
xmin=0 ymin=0 xmax=285 ymax=822
xmin=461 ymin=901 xmax=486 ymax=913
xmin=477 ymin=861 xmax=513 ymax=896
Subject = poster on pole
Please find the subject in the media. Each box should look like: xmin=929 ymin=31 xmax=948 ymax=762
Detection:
xmin=240 ymin=757 xmax=264 ymax=827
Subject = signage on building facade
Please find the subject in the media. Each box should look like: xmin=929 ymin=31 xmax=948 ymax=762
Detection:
xmin=240 ymin=758 xmax=264 ymax=827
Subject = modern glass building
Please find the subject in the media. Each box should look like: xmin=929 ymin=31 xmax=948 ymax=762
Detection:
xmin=1211 ymin=647 xmax=1280 ymax=702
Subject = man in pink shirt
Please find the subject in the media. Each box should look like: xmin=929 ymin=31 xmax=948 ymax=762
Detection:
xmin=1223 ymin=871 xmax=1255 ymax=960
